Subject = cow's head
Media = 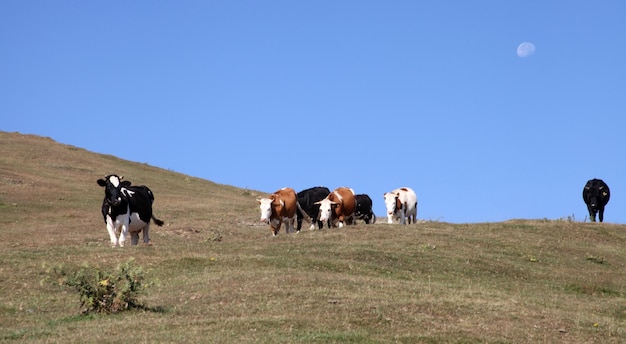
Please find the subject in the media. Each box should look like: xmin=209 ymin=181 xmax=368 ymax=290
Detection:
xmin=315 ymin=198 xmax=337 ymax=222
xmin=383 ymin=192 xmax=402 ymax=216
xmin=97 ymin=175 xmax=130 ymax=207
xmin=258 ymin=195 xmax=282 ymax=224
xmin=585 ymin=185 xmax=607 ymax=211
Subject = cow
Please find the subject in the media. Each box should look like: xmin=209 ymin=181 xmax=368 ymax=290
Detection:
xmin=296 ymin=186 xmax=331 ymax=231
xmin=315 ymin=187 xmax=357 ymax=228
xmin=383 ymin=187 xmax=418 ymax=225
xmin=355 ymin=194 xmax=376 ymax=224
xmin=582 ymin=178 xmax=610 ymax=222
xmin=257 ymin=187 xmax=298 ymax=236
xmin=97 ymin=174 xmax=164 ymax=247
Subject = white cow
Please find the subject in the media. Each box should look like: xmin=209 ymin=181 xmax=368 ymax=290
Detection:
xmin=383 ymin=187 xmax=417 ymax=224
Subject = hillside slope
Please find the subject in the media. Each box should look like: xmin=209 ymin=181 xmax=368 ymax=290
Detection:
xmin=0 ymin=131 xmax=264 ymax=246
xmin=2 ymin=131 xmax=626 ymax=343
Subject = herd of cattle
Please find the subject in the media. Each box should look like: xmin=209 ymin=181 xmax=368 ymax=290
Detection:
xmin=97 ymin=174 xmax=612 ymax=247
xmin=257 ymin=186 xmax=418 ymax=236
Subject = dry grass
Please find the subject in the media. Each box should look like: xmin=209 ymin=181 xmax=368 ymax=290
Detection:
xmin=2 ymin=131 xmax=626 ymax=343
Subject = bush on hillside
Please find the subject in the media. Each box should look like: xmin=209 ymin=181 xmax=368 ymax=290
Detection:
xmin=48 ymin=259 xmax=149 ymax=314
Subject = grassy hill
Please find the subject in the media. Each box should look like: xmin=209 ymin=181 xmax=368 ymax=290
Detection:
xmin=2 ymin=131 xmax=626 ymax=343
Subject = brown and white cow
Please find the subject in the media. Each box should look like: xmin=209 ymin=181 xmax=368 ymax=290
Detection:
xmin=315 ymin=187 xmax=356 ymax=228
xmin=257 ymin=187 xmax=298 ymax=236
xmin=383 ymin=187 xmax=418 ymax=225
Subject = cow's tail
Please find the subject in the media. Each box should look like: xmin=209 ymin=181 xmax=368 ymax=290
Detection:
xmin=371 ymin=212 xmax=377 ymax=224
xmin=152 ymin=215 xmax=164 ymax=226
xmin=296 ymin=201 xmax=312 ymax=222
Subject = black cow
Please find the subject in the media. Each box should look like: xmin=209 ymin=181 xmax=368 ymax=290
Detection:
xmin=97 ymin=174 xmax=164 ymax=247
xmin=582 ymin=178 xmax=610 ymax=223
xmin=296 ymin=186 xmax=331 ymax=231
xmin=355 ymin=194 xmax=376 ymax=224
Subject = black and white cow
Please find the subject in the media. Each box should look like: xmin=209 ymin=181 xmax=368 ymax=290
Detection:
xmin=355 ymin=194 xmax=376 ymax=224
xmin=97 ymin=175 xmax=164 ymax=247
xmin=582 ymin=178 xmax=610 ymax=223
xmin=296 ymin=186 xmax=331 ymax=231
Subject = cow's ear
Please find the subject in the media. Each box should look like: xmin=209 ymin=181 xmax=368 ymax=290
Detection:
xmin=97 ymin=179 xmax=107 ymax=187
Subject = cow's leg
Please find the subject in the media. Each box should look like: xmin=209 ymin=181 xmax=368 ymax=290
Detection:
xmin=106 ymin=222 xmax=119 ymax=247
xmin=130 ymin=231 xmax=140 ymax=246
xmin=588 ymin=206 xmax=596 ymax=222
xmin=119 ymin=223 xmax=129 ymax=247
xmin=271 ymin=219 xmax=281 ymax=236
xmin=143 ymin=223 xmax=151 ymax=244
xmin=599 ymin=206 xmax=605 ymax=223
xmin=387 ymin=214 xmax=394 ymax=224
xmin=296 ymin=215 xmax=303 ymax=232
xmin=284 ymin=219 xmax=290 ymax=234
xmin=288 ymin=216 xmax=296 ymax=234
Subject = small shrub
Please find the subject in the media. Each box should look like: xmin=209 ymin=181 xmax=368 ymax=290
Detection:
xmin=206 ymin=230 xmax=223 ymax=242
xmin=51 ymin=259 xmax=149 ymax=314
xmin=586 ymin=254 xmax=605 ymax=264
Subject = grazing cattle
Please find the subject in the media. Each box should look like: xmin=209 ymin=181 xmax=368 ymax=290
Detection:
xmin=316 ymin=187 xmax=357 ymax=228
xmin=582 ymin=178 xmax=610 ymax=222
xmin=97 ymin=175 xmax=164 ymax=247
xmin=355 ymin=194 xmax=376 ymax=224
xmin=258 ymin=187 xmax=298 ymax=236
xmin=296 ymin=186 xmax=331 ymax=231
xmin=383 ymin=187 xmax=418 ymax=224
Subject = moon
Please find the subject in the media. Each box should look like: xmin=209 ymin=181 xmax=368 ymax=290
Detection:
xmin=517 ymin=42 xmax=536 ymax=58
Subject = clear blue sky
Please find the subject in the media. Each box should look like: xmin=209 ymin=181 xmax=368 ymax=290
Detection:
xmin=2 ymin=1 xmax=625 ymax=223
